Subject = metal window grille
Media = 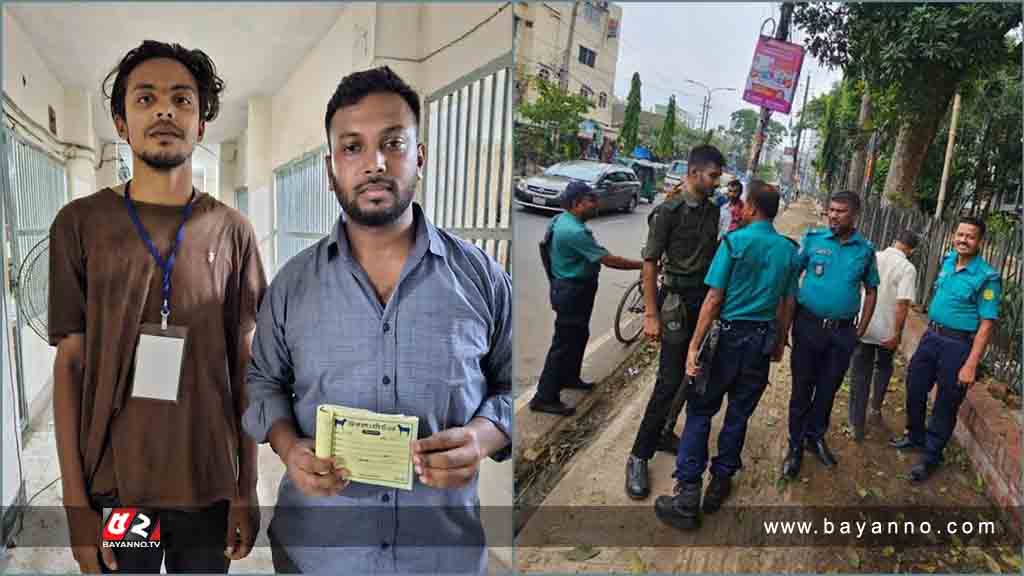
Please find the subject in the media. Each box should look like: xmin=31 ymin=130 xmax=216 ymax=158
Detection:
xmin=272 ymin=146 xmax=339 ymax=272
xmin=422 ymin=52 xmax=514 ymax=273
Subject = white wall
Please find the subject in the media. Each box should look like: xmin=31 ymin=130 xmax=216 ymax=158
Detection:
xmin=270 ymin=4 xmax=377 ymax=171
xmin=3 ymin=8 xmax=66 ymax=145
xmin=219 ymin=140 xmax=239 ymax=208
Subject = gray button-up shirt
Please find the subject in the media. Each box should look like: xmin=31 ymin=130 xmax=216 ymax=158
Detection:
xmin=243 ymin=203 xmax=512 ymax=574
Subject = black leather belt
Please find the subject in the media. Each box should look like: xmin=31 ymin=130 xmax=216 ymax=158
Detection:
xmin=799 ymin=307 xmax=855 ymax=330
xmin=720 ymin=319 xmax=773 ymax=332
xmin=928 ymin=321 xmax=975 ymax=342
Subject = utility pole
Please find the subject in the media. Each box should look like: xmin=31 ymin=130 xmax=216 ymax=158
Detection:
xmin=791 ymin=73 xmax=811 ymax=189
xmin=747 ymin=1 xmax=793 ymax=177
xmin=559 ymin=0 xmax=581 ymax=92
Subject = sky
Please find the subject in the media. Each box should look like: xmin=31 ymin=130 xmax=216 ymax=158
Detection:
xmin=612 ymin=2 xmax=844 ymax=135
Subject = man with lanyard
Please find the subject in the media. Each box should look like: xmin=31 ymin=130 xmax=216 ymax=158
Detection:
xmin=848 ymin=230 xmax=919 ymax=442
xmin=655 ymin=181 xmax=798 ymax=530
xmin=529 ymin=181 xmax=643 ymax=415
xmin=783 ymin=190 xmax=879 ymax=479
xmin=625 ymin=145 xmax=724 ymax=500
xmin=49 ymin=41 xmax=265 ymax=573
xmin=889 ymin=216 xmax=1001 ymax=483
xmin=243 ymin=67 xmax=512 ymax=573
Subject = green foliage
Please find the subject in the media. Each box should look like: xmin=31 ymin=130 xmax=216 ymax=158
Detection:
xmin=620 ymin=72 xmax=643 ymax=153
xmin=794 ymin=3 xmax=1022 ymax=120
xmin=517 ymin=75 xmax=593 ymax=165
xmin=726 ymin=109 xmax=787 ymax=169
xmin=656 ymin=95 xmax=678 ymax=160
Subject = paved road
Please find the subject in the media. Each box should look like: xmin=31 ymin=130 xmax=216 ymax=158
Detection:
xmin=514 ymin=196 xmax=660 ymax=397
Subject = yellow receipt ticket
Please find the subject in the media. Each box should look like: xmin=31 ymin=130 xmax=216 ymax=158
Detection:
xmin=314 ymin=404 xmax=419 ymax=491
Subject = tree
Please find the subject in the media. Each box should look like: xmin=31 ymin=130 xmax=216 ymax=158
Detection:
xmin=794 ymin=2 xmax=1022 ymax=206
xmin=620 ymin=72 xmax=642 ymax=154
xmin=517 ymin=75 xmax=593 ymax=166
xmin=656 ymin=95 xmax=678 ymax=159
xmin=727 ymin=109 xmax=787 ymax=161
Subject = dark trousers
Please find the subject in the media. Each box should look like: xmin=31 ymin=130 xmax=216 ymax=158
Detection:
xmin=92 ymin=495 xmax=230 ymax=574
xmin=905 ymin=330 xmax=972 ymax=465
xmin=535 ymin=276 xmax=599 ymax=403
xmin=848 ymin=342 xmax=896 ymax=435
xmin=630 ymin=287 xmax=705 ymax=460
xmin=788 ymin=308 xmax=859 ymax=448
xmin=269 ymin=529 xmax=302 ymax=573
xmin=674 ymin=323 xmax=774 ymax=483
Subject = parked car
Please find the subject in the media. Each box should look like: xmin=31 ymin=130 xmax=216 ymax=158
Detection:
xmin=663 ymin=159 xmax=688 ymax=194
xmin=515 ymin=160 xmax=641 ymax=214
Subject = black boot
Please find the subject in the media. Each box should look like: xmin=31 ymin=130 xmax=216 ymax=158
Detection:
xmin=702 ymin=474 xmax=732 ymax=513
xmin=656 ymin=431 xmax=681 ymax=454
xmin=625 ymin=455 xmax=650 ymax=500
xmin=654 ymin=480 xmax=702 ymax=531
xmin=781 ymin=446 xmax=802 ymax=479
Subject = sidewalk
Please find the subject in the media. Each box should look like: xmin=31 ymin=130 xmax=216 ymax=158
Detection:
xmin=515 ymin=200 xmax=1023 ymax=573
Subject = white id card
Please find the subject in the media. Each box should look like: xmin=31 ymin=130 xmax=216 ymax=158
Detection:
xmin=130 ymin=323 xmax=187 ymax=402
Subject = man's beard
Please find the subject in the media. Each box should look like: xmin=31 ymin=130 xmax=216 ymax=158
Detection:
xmin=335 ymin=175 xmax=414 ymax=227
xmin=138 ymin=149 xmax=190 ymax=171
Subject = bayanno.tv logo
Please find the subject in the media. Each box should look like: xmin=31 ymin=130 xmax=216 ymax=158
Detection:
xmin=102 ymin=508 xmax=161 ymax=549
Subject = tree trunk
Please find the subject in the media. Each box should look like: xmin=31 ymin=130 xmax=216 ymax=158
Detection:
xmin=846 ymin=90 xmax=873 ymax=194
xmin=883 ymin=75 xmax=958 ymax=208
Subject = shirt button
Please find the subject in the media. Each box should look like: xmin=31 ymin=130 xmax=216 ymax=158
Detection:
xmin=383 ymin=322 xmax=391 ymax=333
xmin=381 ymin=541 xmax=390 ymax=550
xmin=382 ymin=376 xmax=391 ymax=385
xmin=382 ymin=493 xmax=390 ymax=503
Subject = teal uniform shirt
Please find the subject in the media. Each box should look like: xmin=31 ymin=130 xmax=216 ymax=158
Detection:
xmin=705 ymin=220 xmax=800 ymax=322
xmin=549 ymin=212 xmax=609 ymax=280
xmin=928 ymin=250 xmax=1001 ymax=332
xmin=796 ymin=227 xmax=880 ymax=319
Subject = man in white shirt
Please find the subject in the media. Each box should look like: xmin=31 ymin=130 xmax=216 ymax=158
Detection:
xmin=848 ymin=230 xmax=919 ymax=441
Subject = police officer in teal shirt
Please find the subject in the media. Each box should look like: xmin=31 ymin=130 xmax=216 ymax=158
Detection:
xmin=655 ymin=181 xmax=800 ymax=531
xmin=784 ymin=190 xmax=880 ymax=479
xmin=889 ymin=216 xmax=1001 ymax=483
xmin=530 ymin=181 xmax=643 ymax=415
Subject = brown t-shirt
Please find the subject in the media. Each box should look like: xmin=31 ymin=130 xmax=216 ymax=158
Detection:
xmin=48 ymin=185 xmax=266 ymax=509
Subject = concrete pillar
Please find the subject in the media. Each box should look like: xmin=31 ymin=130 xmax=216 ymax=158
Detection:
xmin=219 ymin=140 xmax=238 ymax=209
xmin=62 ymin=88 xmax=97 ymax=198
xmin=246 ymin=97 xmax=274 ymax=272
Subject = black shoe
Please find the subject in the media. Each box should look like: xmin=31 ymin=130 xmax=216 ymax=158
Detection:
xmin=625 ymin=455 xmax=650 ymax=500
xmin=654 ymin=481 xmax=702 ymax=531
xmin=909 ymin=459 xmax=941 ymax=484
xmin=528 ymin=398 xmax=575 ymax=416
xmin=806 ymin=437 xmax=838 ymax=468
xmin=656 ymin=431 xmax=681 ymax=454
xmin=889 ymin=435 xmax=925 ymax=452
xmin=702 ymin=474 xmax=732 ymax=514
xmin=781 ymin=447 xmax=802 ymax=479
xmin=565 ymin=379 xmax=595 ymax=391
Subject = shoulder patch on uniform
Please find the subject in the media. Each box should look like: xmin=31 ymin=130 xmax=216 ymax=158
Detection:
xmin=983 ymin=288 xmax=995 ymax=301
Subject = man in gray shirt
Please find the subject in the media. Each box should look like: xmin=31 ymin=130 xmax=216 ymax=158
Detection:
xmin=243 ymin=66 xmax=512 ymax=574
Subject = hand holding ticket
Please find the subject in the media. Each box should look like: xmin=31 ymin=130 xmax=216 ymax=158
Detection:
xmin=315 ymin=405 xmax=420 ymax=491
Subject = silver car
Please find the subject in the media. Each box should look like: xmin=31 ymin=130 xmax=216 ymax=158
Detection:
xmin=514 ymin=160 xmax=641 ymax=215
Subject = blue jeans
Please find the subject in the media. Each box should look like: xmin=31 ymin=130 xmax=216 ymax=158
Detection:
xmin=674 ymin=322 xmax=773 ymax=483
xmin=905 ymin=330 xmax=972 ymax=465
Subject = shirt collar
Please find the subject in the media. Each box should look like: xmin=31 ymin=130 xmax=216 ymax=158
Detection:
xmin=884 ymin=245 xmax=908 ymax=261
xmin=747 ymin=220 xmax=773 ymax=232
xmin=824 ymin=228 xmax=865 ymax=246
xmin=329 ymin=202 xmax=445 ymax=261
xmin=947 ymin=250 xmax=982 ymax=275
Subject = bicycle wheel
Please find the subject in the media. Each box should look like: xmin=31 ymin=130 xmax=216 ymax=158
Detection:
xmin=614 ymin=279 xmax=645 ymax=344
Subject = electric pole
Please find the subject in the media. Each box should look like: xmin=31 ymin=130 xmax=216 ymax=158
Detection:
xmin=791 ymin=73 xmax=811 ymax=189
xmin=560 ymin=0 xmax=581 ymax=92
xmin=747 ymin=1 xmax=794 ymax=178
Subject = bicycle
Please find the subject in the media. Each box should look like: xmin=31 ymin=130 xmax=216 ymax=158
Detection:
xmin=614 ymin=272 xmax=663 ymax=344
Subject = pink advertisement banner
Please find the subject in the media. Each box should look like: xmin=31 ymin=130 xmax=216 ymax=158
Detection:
xmin=742 ymin=35 xmax=805 ymax=114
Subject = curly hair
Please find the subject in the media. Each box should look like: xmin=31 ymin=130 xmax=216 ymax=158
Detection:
xmin=103 ymin=40 xmax=225 ymax=123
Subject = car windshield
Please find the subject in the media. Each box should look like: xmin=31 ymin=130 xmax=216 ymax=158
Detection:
xmin=543 ymin=163 xmax=605 ymax=182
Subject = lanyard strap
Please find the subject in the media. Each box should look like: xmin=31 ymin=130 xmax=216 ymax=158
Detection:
xmin=123 ymin=181 xmax=196 ymax=327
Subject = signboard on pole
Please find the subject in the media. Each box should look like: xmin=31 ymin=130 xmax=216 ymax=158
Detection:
xmin=742 ymin=35 xmax=805 ymax=114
